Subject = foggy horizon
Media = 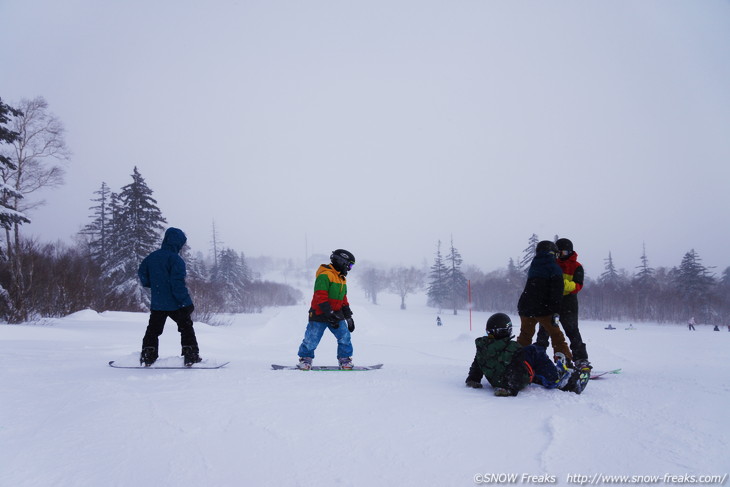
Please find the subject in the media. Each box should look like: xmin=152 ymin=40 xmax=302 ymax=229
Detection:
xmin=2 ymin=1 xmax=728 ymax=279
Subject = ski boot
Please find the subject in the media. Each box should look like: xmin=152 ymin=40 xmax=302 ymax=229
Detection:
xmin=182 ymin=346 xmax=202 ymax=367
xmin=297 ymin=357 xmax=312 ymax=370
xmin=338 ymin=357 xmax=354 ymax=370
xmin=493 ymin=387 xmax=516 ymax=397
xmin=465 ymin=379 xmax=483 ymax=389
xmin=140 ymin=347 xmax=158 ymax=367
xmin=574 ymin=358 xmax=593 ymax=371
xmin=576 ymin=368 xmax=591 ymax=393
xmin=561 ymin=369 xmax=590 ymax=394
xmin=554 ymin=353 xmax=574 ymax=389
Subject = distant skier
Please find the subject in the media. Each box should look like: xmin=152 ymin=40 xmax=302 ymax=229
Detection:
xmin=297 ymin=249 xmax=356 ymax=370
xmin=137 ymin=227 xmax=201 ymax=367
xmin=713 ymin=325 xmax=720 ymax=331
xmin=535 ymin=238 xmax=591 ymax=371
xmin=515 ymin=240 xmax=573 ymax=364
xmin=465 ymin=313 xmax=587 ymax=396
xmin=688 ymin=317 xmax=696 ymax=331
xmin=436 ymin=316 xmax=442 ymax=327
xmin=605 ymin=324 xmax=616 ymax=330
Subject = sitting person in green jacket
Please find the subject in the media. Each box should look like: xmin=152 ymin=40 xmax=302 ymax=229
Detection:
xmin=465 ymin=313 xmax=589 ymax=396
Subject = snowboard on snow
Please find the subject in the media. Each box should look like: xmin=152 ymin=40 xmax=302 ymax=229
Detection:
xmin=590 ymin=368 xmax=622 ymax=380
xmin=108 ymin=355 xmax=229 ymax=369
xmin=271 ymin=363 xmax=383 ymax=371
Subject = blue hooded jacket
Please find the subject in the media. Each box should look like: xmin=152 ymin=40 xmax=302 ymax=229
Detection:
xmin=138 ymin=227 xmax=193 ymax=311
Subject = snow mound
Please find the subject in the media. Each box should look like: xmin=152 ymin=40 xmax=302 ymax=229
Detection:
xmin=454 ymin=332 xmax=476 ymax=342
xmin=62 ymin=309 xmax=102 ymax=321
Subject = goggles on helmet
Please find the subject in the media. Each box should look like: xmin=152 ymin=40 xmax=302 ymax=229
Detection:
xmin=333 ymin=253 xmax=355 ymax=271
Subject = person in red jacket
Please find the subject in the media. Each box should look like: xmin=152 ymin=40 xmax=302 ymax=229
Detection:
xmin=536 ymin=238 xmax=591 ymax=370
xmin=297 ymin=249 xmax=356 ymax=370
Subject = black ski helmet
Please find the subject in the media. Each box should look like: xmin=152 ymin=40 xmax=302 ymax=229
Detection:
xmin=556 ymin=238 xmax=573 ymax=257
xmin=535 ymin=240 xmax=558 ymax=255
xmin=486 ymin=313 xmax=513 ymax=339
xmin=330 ymin=249 xmax=356 ymax=274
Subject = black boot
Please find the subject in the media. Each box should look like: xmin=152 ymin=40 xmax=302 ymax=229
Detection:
xmin=181 ymin=346 xmax=202 ymax=367
xmin=140 ymin=347 xmax=158 ymax=366
xmin=560 ymin=369 xmax=590 ymax=394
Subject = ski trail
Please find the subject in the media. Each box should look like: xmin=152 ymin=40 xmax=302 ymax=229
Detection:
xmin=539 ymin=415 xmax=561 ymax=471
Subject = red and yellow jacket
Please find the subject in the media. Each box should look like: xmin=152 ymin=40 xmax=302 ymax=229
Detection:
xmin=557 ymin=252 xmax=584 ymax=296
xmin=309 ymin=264 xmax=349 ymax=321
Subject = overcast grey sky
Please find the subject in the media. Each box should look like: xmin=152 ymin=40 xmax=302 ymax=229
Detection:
xmin=2 ymin=0 xmax=729 ymax=277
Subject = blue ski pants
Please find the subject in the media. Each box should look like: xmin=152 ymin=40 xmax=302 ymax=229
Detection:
xmin=298 ymin=320 xmax=353 ymax=359
xmin=522 ymin=344 xmax=561 ymax=388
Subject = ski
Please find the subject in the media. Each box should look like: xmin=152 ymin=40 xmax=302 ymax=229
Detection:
xmin=109 ymin=360 xmax=229 ymax=369
xmin=271 ymin=363 xmax=383 ymax=371
xmin=590 ymin=368 xmax=622 ymax=380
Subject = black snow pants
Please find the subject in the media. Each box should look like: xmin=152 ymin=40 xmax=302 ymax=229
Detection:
xmin=142 ymin=306 xmax=199 ymax=352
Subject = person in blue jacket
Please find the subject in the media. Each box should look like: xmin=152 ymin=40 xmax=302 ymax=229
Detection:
xmin=138 ymin=227 xmax=201 ymax=366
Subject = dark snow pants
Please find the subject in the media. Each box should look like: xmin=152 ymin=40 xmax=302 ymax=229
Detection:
xmin=142 ymin=306 xmax=199 ymax=352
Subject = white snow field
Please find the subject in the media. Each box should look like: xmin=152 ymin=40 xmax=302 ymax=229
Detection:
xmin=1 ymin=292 xmax=728 ymax=487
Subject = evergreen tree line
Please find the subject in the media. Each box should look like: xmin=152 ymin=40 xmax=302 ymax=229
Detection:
xmin=358 ymin=238 xmax=469 ymax=315
xmin=0 ymin=166 xmax=301 ymax=323
xmin=1 ymin=98 xmax=727 ymax=325
xmin=426 ymin=238 xmax=468 ymax=315
xmin=361 ymin=234 xmax=730 ymax=326
xmin=467 ymin=238 xmax=730 ymax=325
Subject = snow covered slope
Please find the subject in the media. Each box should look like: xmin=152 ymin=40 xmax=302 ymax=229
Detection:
xmin=1 ymin=295 xmax=727 ymax=487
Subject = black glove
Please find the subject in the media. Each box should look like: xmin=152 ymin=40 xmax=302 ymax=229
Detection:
xmin=465 ymin=379 xmax=483 ymax=389
xmin=346 ymin=317 xmax=355 ymax=332
xmin=328 ymin=310 xmax=345 ymax=328
xmin=316 ymin=302 xmax=339 ymax=327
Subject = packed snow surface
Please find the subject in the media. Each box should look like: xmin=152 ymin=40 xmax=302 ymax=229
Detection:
xmin=1 ymin=293 xmax=728 ymax=487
